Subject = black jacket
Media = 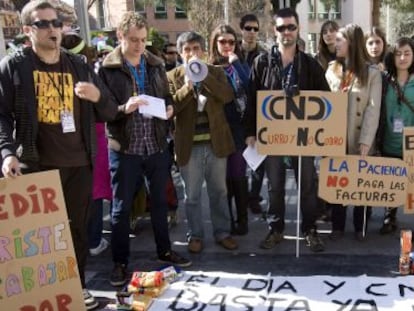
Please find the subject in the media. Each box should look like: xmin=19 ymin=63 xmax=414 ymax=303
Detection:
xmin=98 ymin=47 xmax=172 ymax=152
xmin=244 ymin=47 xmax=331 ymax=138
xmin=0 ymin=47 xmax=118 ymax=168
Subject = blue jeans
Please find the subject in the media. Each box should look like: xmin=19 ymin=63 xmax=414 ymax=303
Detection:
xmin=265 ymin=155 xmax=318 ymax=234
xmin=180 ymin=144 xmax=231 ymax=241
xmin=109 ymin=149 xmax=171 ymax=265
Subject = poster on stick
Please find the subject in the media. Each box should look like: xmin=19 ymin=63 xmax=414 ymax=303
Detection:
xmin=403 ymin=127 xmax=414 ymax=214
xmin=256 ymin=90 xmax=347 ymax=156
xmin=0 ymin=170 xmax=86 ymax=310
xmin=319 ymin=155 xmax=408 ymax=207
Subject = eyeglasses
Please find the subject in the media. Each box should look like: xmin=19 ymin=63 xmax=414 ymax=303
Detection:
xmin=244 ymin=26 xmax=259 ymax=32
xmin=31 ymin=19 xmax=63 ymax=29
xmin=166 ymin=51 xmax=178 ymax=55
xmin=217 ymin=39 xmax=235 ymax=46
xmin=276 ymin=24 xmax=297 ymax=33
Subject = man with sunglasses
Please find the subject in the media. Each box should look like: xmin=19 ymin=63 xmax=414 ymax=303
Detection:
xmin=163 ymin=42 xmax=181 ymax=72
xmin=245 ymin=8 xmax=330 ymax=253
xmin=239 ymin=13 xmax=267 ymax=216
xmin=0 ymin=1 xmax=117 ymax=309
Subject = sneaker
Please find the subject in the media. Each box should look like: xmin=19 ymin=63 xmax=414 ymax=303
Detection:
xmin=260 ymin=231 xmax=283 ymax=249
xmin=158 ymin=250 xmax=192 ymax=267
xmin=83 ymin=288 xmax=99 ymax=310
xmin=379 ymin=217 xmax=397 ymax=234
xmin=89 ymin=238 xmax=109 ymax=256
xmin=305 ymin=230 xmax=325 ymax=252
xmin=110 ymin=263 xmax=127 ymax=287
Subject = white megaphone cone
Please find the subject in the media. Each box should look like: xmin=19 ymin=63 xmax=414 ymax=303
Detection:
xmin=185 ymin=59 xmax=208 ymax=83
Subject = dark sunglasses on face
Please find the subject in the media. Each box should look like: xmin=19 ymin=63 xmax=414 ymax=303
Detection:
xmin=217 ymin=39 xmax=235 ymax=46
xmin=31 ymin=19 xmax=63 ymax=29
xmin=276 ymin=24 xmax=297 ymax=33
xmin=166 ymin=51 xmax=178 ymax=55
xmin=244 ymin=26 xmax=259 ymax=32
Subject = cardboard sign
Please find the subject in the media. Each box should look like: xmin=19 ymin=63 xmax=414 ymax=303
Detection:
xmin=256 ymin=90 xmax=347 ymax=156
xmin=319 ymin=155 xmax=408 ymax=207
xmin=404 ymin=127 xmax=414 ymax=214
xmin=0 ymin=170 xmax=86 ymax=310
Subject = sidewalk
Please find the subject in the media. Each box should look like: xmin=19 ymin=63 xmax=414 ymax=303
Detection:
xmin=85 ymin=170 xmax=410 ymax=309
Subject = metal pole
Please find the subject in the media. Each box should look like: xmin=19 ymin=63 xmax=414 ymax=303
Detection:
xmin=74 ymin=0 xmax=91 ymax=45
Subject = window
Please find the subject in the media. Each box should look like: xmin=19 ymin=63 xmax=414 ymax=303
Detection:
xmin=308 ymin=0 xmax=316 ymax=19
xmin=317 ymin=0 xmax=341 ymax=20
xmin=175 ymin=0 xmax=187 ymax=19
xmin=308 ymin=33 xmax=317 ymax=55
xmin=134 ymin=0 xmax=146 ymax=17
xmin=155 ymin=0 xmax=167 ymax=19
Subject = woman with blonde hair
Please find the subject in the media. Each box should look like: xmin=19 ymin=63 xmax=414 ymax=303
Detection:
xmin=325 ymin=24 xmax=382 ymax=241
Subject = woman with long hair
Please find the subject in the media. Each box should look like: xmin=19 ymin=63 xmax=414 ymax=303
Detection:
xmin=315 ymin=20 xmax=339 ymax=71
xmin=325 ymin=24 xmax=382 ymax=241
xmin=209 ymin=24 xmax=250 ymax=235
xmin=365 ymin=26 xmax=387 ymax=71
xmin=377 ymin=37 xmax=414 ymax=234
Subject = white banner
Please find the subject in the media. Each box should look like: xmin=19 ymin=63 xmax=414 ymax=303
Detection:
xmin=151 ymin=272 xmax=414 ymax=310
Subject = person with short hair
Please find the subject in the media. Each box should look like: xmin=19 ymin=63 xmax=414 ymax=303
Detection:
xmin=98 ymin=12 xmax=192 ymax=287
xmin=163 ymin=42 xmax=181 ymax=71
xmin=0 ymin=1 xmax=118 ymax=309
xmin=245 ymin=8 xmax=329 ymax=252
xmin=167 ymin=31 xmax=238 ymax=254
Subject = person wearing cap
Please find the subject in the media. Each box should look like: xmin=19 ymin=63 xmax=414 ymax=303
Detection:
xmin=167 ymin=31 xmax=238 ymax=254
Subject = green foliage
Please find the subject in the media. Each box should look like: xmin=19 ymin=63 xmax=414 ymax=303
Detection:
xmin=383 ymin=0 xmax=414 ymax=11
xmin=148 ymin=27 xmax=166 ymax=51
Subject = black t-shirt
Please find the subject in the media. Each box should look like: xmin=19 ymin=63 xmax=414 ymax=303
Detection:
xmin=33 ymin=52 xmax=89 ymax=167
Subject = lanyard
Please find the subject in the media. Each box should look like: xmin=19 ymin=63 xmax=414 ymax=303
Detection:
xmin=224 ymin=65 xmax=238 ymax=92
xmin=127 ymin=56 xmax=145 ymax=94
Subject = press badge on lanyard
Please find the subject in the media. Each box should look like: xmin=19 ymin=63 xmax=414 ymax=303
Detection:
xmin=393 ymin=115 xmax=404 ymax=133
xmin=61 ymin=111 xmax=76 ymax=133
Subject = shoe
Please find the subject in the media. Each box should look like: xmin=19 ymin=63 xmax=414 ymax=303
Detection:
xmin=89 ymin=238 xmax=109 ymax=256
xmin=249 ymin=200 xmax=262 ymax=214
xmin=329 ymin=230 xmax=344 ymax=241
xmin=305 ymin=230 xmax=325 ymax=252
xmin=158 ymin=250 xmax=192 ymax=267
xmin=217 ymin=236 xmax=238 ymax=250
xmin=260 ymin=231 xmax=283 ymax=249
xmin=83 ymin=288 xmax=99 ymax=310
xmin=379 ymin=218 xmax=397 ymax=234
xmin=110 ymin=263 xmax=127 ymax=287
xmin=355 ymin=231 xmax=365 ymax=241
xmin=188 ymin=238 xmax=203 ymax=253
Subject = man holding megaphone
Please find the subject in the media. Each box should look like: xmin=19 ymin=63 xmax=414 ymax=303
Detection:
xmin=167 ymin=31 xmax=238 ymax=254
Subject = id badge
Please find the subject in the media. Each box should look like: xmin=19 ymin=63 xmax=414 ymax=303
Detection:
xmin=61 ymin=111 xmax=76 ymax=133
xmin=393 ymin=117 xmax=404 ymax=133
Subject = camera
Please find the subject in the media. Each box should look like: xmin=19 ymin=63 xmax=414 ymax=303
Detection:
xmin=284 ymin=84 xmax=300 ymax=97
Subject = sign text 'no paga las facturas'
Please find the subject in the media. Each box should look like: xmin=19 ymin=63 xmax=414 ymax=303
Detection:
xmin=0 ymin=170 xmax=86 ymax=310
xmin=256 ymin=90 xmax=347 ymax=156
xmin=319 ymin=155 xmax=408 ymax=207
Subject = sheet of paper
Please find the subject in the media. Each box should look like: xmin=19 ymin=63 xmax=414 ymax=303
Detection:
xmin=243 ymin=144 xmax=267 ymax=171
xmin=138 ymin=94 xmax=167 ymax=120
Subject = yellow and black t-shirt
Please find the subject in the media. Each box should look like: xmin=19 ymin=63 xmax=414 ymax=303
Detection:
xmin=33 ymin=53 xmax=88 ymax=167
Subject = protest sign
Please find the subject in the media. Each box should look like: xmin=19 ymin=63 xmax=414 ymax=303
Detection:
xmin=319 ymin=155 xmax=408 ymax=207
xmin=150 ymin=272 xmax=414 ymax=311
xmin=256 ymin=90 xmax=347 ymax=156
xmin=0 ymin=170 xmax=85 ymax=310
xmin=404 ymin=127 xmax=414 ymax=214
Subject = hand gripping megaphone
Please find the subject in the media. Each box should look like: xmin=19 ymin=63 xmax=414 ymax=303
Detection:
xmin=185 ymin=58 xmax=208 ymax=83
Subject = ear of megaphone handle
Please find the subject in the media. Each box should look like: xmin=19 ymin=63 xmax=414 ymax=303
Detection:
xmin=185 ymin=59 xmax=208 ymax=83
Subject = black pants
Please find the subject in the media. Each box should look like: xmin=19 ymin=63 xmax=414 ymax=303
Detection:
xmin=329 ymin=203 xmax=367 ymax=232
xmin=265 ymin=155 xmax=318 ymax=234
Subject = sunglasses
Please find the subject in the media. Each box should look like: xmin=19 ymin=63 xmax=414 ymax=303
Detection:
xmin=217 ymin=39 xmax=235 ymax=46
xmin=166 ymin=51 xmax=178 ymax=55
xmin=276 ymin=24 xmax=298 ymax=33
xmin=31 ymin=19 xmax=63 ymax=29
xmin=244 ymin=26 xmax=259 ymax=32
